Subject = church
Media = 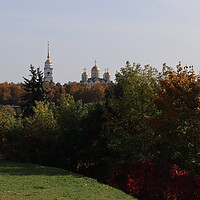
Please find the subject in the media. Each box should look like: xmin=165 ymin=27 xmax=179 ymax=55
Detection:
xmin=80 ymin=61 xmax=111 ymax=87
xmin=43 ymin=43 xmax=111 ymax=86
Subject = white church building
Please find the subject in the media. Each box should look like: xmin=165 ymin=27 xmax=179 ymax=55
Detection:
xmin=80 ymin=61 xmax=111 ymax=87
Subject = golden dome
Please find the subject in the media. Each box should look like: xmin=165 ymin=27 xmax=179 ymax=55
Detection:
xmin=104 ymin=72 xmax=110 ymax=75
xmin=92 ymin=65 xmax=100 ymax=71
xmin=82 ymin=72 xmax=88 ymax=75
xmin=45 ymin=58 xmax=52 ymax=64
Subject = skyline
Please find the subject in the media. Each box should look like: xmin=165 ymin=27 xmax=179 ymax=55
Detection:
xmin=1 ymin=0 xmax=200 ymax=83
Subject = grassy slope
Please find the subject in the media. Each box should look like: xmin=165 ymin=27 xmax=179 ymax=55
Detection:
xmin=0 ymin=160 xmax=137 ymax=200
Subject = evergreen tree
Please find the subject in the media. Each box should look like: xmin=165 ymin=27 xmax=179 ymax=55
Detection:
xmin=22 ymin=65 xmax=49 ymax=116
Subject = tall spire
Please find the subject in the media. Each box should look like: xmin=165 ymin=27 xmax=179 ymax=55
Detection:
xmin=47 ymin=41 xmax=50 ymax=60
xmin=44 ymin=42 xmax=53 ymax=82
xmin=45 ymin=41 xmax=52 ymax=64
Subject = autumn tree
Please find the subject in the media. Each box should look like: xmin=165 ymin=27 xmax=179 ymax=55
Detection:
xmin=0 ymin=82 xmax=11 ymax=104
xmin=63 ymin=82 xmax=108 ymax=103
xmin=0 ymin=82 xmax=23 ymax=105
xmin=152 ymin=64 xmax=200 ymax=173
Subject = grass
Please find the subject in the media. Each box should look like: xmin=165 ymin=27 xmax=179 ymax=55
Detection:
xmin=0 ymin=159 xmax=137 ymax=200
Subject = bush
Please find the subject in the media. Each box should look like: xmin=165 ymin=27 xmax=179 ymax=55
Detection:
xmin=107 ymin=162 xmax=200 ymax=200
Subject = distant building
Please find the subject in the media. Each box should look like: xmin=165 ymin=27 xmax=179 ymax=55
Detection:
xmin=44 ymin=42 xmax=53 ymax=82
xmin=43 ymin=44 xmax=111 ymax=85
xmin=81 ymin=61 xmax=111 ymax=87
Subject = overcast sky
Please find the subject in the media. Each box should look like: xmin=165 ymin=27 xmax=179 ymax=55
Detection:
xmin=1 ymin=0 xmax=200 ymax=83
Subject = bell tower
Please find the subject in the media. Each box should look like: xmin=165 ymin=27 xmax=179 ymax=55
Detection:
xmin=44 ymin=42 xmax=53 ymax=82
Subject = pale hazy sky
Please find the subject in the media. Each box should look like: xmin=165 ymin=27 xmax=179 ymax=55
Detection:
xmin=1 ymin=0 xmax=200 ymax=83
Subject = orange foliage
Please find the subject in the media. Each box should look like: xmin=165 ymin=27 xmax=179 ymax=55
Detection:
xmin=0 ymin=81 xmax=108 ymax=105
xmin=151 ymin=67 xmax=200 ymax=170
xmin=0 ymin=82 xmax=23 ymax=105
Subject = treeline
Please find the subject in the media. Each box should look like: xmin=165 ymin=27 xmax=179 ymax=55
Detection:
xmin=0 ymin=81 xmax=108 ymax=105
xmin=0 ymin=62 xmax=199 ymax=200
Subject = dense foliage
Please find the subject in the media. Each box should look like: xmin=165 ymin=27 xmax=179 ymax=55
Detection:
xmin=0 ymin=80 xmax=108 ymax=106
xmin=0 ymin=82 xmax=23 ymax=105
xmin=0 ymin=62 xmax=199 ymax=200
xmin=152 ymin=65 xmax=200 ymax=173
xmin=101 ymin=62 xmax=159 ymax=165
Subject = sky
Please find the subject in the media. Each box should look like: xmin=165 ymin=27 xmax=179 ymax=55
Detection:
xmin=1 ymin=0 xmax=200 ymax=83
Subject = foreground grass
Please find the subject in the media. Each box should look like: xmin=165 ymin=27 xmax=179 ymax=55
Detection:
xmin=0 ymin=159 xmax=136 ymax=200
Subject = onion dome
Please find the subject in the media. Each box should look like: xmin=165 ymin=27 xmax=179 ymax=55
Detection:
xmin=45 ymin=58 xmax=52 ymax=64
xmin=103 ymin=72 xmax=110 ymax=76
xmin=81 ymin=70 xmax=88 ymax=82
xmin=103 ymin=70 xmax=110 ymax=82
xmin=91 ymin=65 xmax=100 ymax=71
xmin=82 ymin=71 xmax=88 ymax=75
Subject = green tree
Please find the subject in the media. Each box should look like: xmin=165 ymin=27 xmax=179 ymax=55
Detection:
xmin=23 ymin=101 xmax=58 ymax=164
xmin=0 ymin=105 xmax=19 ymax=133
xmin=22 ymin=65 xmax=49 ymax=116
xmin=100 ymin=62 xmax=160 ymax=164
xmin=0 ymin=105 xmax=22 ymax=157
xmin=56 ymin=94 xmax=90 ymax=170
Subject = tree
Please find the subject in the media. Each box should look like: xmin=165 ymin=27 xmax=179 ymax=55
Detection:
xmin=151 ymin=65 xmax=200 ymax=173
xmin=56 ymin=94 xmax=90 ymax=169
xmin=22 ymin=65 xmax=50 ymax=116
xmin=0 ymin=82 xmax=23 ymax=105
xmin=0 ymin=105 xmax=19 ymax=132
xmin=22 ymin=101 xmax=58 ymax=165
xmin=97 ymin=62 xmax=160 ymax=165
xmin=64 ymin=82 xmax=108 ymax=103
xmin=0 ymin=105 xmax=22 ymax=156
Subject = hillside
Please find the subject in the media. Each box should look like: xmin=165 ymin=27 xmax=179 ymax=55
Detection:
xmin=0 ymin=159 xmax=137 ymax=200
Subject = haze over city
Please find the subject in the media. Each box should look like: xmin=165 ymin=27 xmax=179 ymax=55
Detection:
xmin=1 ymin=0 xmax=200 ymax=83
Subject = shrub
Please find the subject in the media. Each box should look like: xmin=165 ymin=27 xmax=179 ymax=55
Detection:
xmin=107 ymin=162 xmax=200 ymax=200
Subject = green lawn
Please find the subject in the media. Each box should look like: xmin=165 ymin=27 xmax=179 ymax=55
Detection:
xmin=0 ymin=159 xmax=137 ymax=200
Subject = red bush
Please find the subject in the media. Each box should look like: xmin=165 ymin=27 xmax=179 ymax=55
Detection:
xmin=107 ymin=162 xmax=200 ymax=200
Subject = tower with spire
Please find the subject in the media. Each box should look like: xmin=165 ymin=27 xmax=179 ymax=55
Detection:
xmin=44 ymin=42 xmax=53 ymax=82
